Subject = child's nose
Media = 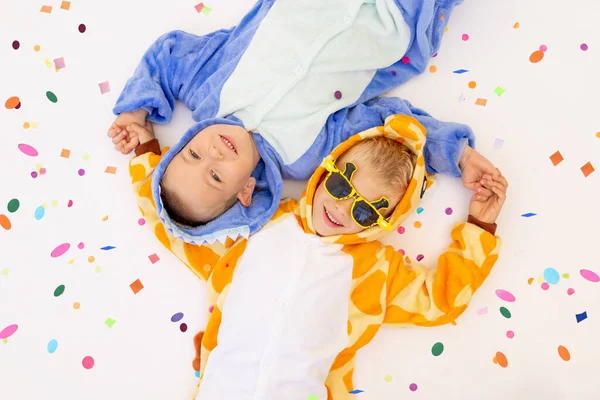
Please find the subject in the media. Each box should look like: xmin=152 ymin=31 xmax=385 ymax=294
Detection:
xmin=210 ymin=145 xmax=224 ymax=160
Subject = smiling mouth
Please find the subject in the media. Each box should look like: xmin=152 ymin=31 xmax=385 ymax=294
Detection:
xmin=324 ymin=206 xmax=344 ymax=228
xmin=219 ymin=135 xmax=237 ymax=154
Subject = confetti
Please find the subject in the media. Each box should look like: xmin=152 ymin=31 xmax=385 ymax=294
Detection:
xmin=130 ymin=279 xmax=144 ymax=294
xmin=495 ymin=351 xmax=508 ymax=368
xmin=499 ymin=307 xmax=511 ymax=318
xmin=100 ymin=246 xmax=115 ymax=250
xmin=529 ymin=50 xmax=544 ymax=63
xmin=396 ymin=226 xmax=405 ymax=234
xmin=349 ymin=390 xmax=364 ymax=394
xmin=34 ymin=206 xmax=45 ymax=220
xmin=431 ymin=342 xmax=444 ymax=356
xmin=5 ymin=96 xmax=21 ymax=109
xmin=88 ymin=256 xmax=95 ymax=263
xmin=51 ymin=243 xmax=70 ymax=258
xmin=413 ymin=221 xmax=422 ymax=229
xmin=539 ymin=45 xmax=547 ymax=52
xmin=409 ymin=383 xmax=418 ymax=392
xmin=334 ymin=91 xmax=342 ymax=100
xmin=73 ymin=302 xmax=80 ymax=309
xmin=580 ymin=162 xmax=594 ymax=177
xmin=495 ymin=289 xmax=515 ymax=302
xmin=563 ymin=273 xmax=570 ymax=279
xmin=40 ymin=168 xmax=47 ymax=175
xmin=445 ymin=207 xmax=453 ymax=215
xmin=513 ymin=22 xmax=520 ymax=28
xmin=453 ymin=69 xmax=469 ymax=74
xmin=68 ymin=200 xmax=73 ymax=207
xmin=567 ymin=288 xmax=575 ymax=296
xmin=557 ymin=345 xmax=570 ymax=361
xmin=580 ymin=269 xmax=599 ymax=282
xmin=180 ymin=323 xmax=188 ymax=332
xmin=78 ymin=168 xmax=85 ymax=176
xmin=416 ymin=207 xmax=424 ymax=214
xmin=105 ymin=318 xmax=116 ymax=328
xmin=475 ymin=98 xmax=487 ymax=106
xmin=493 ymin=138 xmax=504 ymax=149
xmin=94 ymin=266 xmax=102 ymax=273
xmin=208 ymin=305 xmax=214 ymax=313
xmin=77 ymin=242 xmax=85 ymax=249
xmin=0 ymin=324 xmax=18 ymax=339
xmin=40 ymin=5 xmax=52 ymax=13
xmin=461 ymin=33 xmax=469 ymax=41
xmin=148 ymin=254 xmax=160 ymax=264
xmin=580 ymin=43 xmax=588 ymax=51
xmin=82 ymin=154 xmax=90 ymax=161
xmin=543 ymin=268 xmax=560 ymax=284
xmin=23 ymin=122 xmax=30 ymax=129
xmin=308 ymin=396 xmax=319 ymax=400
xmin=138 ymin=218 xmax=146 ymax=226
xmin=54 ymin=57 xmax=66 ymax=70
xmin=54 ymin=284 xmax=65 ymax=297
xmin=46 ymin=91 xmax=58 ymax=103
xmin=467 ymin=80 xmax=477 ymax=89
xmin=494 ymin=86 xmax=506 ymax=96
xmin=18 ymin=143 xmax=38 ymax=157
xmin=477 ymin=306 xmax=488 ymax=316
xmin=47 ymin=339 xmax=58 ymax=353
xmin=506 ymin=330 xmax=515 ymax=339
xmin=384 ymin=374 xmax=392 ymax=382
xmin=575 ymin=311 xmax=587 ymax=323
xmin=101 ymin=215 xmax=108 ymax=221
xmin=82 ymin=356 xmax=95 ymax=369
xmin=401 ymin=56 xmax=410 ymax=64
xmin=429 ymin=65 xmax=437 ymax=73
xmin=7 ymin=199 xmax=20 ymax=213
xmin=458 ymin=94 xmax=465 ymax=103
xmin=98 ymin=81 xmax=110 ymax=94
xmin=521 ymin=213 xmax=537 ymax=218
xmin=104 ymin=166 xmax=117 ymax=174
xmin=34 ymin=44 xmax=41 ymax=51
xmin=1 ymin=268 xmax=8 ymax=276
xmin=12 ymin=40 xmax=20 ymax=50
xmin=61 ymin=1 xmax=70 ymax=10
xmin=416 ymin=254 xmax=424 ymax=262
xmin=171 ymin=312 xmax=184 ymax=322
xmin=78 ymin=24 xmax=86 ymax=33
xmin=541 ymin=282 xmax=549 ymax=290
xmin=60 ymin=148 xmax=71 ymax=158
xmin=195 ymin=3 xmax=205 ymax=13
xmin=0 ymin=214 xmax=11 ymax=230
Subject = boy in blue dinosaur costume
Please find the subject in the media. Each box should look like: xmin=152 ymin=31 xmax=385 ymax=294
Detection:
xmin=108 ymin=0 xmax=496 ymax=245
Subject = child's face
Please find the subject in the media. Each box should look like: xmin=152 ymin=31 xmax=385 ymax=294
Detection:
xmin=162 ymin=124 xmax=261 ymax=222
xmin=311 ymin=155 xmax=399 ymax=237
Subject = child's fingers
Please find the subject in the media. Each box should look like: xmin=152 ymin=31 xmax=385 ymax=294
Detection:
xmin=476 ymin=184 xmax=493 ymax=198
xmin=122 ymin=139 xmax=138 ymax=154
xmin=111 ymin=131 xmax=127 ymax=145
xmin=490 ymin=182 xmax=507 ymax=203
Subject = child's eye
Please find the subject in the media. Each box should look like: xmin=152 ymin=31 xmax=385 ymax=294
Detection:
xmin=211 ymin=170 xmax=222 ymax=183
xmin=190 ymin=149 xmax=200 ymax=159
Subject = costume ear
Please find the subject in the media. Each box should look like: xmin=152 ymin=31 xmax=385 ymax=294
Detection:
xmin=192 ymin=331 xmax=204 ymax=372
xmin=237 ymin=177 xmax=256 ymax=207
xmin=342 ymin=162 xmax=357 ymax=180
xmin=371 ymin=197 xmax=390 ymax=211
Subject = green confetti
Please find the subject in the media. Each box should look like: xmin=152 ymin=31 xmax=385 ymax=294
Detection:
xmin=1 ymin=268 xmax=9 ymax=276
xmin=105 ymin=318 xmax=116 ymax=328
xmin=562 ymin=273 xmax=570 ymax=279
xmin=308 ymin=396 xmax=319 ymax=400
xmin=83 ymin=153 xmax=90 ymax=161
xmin=7 ymin=199 xmax=20 ymax=213
xmin=54 ymin=284 xmax=65 ymax=297
xmin=494 ymin=86 xmax=506 ymax=96
xmin=384 ymin=374 xmax=393 ymax=382
xmin=500 ymin=306 xmax=511 ymax=319
xmin=431 ymin=342 xmax=444 ymax=356
xmin=201 ymin=6 xmax=212 ymax=15
xmin=46 ymin=91 xmax=58 ymax=103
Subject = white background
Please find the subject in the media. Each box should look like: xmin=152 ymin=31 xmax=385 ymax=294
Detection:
xmin=1 ymin=0 xmax=599 ymax=399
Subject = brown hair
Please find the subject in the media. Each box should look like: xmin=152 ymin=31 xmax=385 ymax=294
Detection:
xmin=160 ymin=184 xmax=237 ymax=227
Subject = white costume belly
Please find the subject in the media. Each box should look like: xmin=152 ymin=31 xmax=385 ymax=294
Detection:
xmin=217 ymin=0 xmax=410 ymax=164
xmin=196 ymin=215 xmax=354 ymax=400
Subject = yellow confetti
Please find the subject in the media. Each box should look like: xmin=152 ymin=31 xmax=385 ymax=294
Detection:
xmin=384 ymin=374 xmax=393 ymax=382
xmin=73 ymin=302 xmax=80 ymax=309
xmin=31 ymin=122 xmax=38 ymax=129
xmin=83 ymin=154 xmax=90 ymax=161
xmin=34 ymin=44 xmax=41 ymax=52
xmin=513 ymin=22 xmax=520 ymax=29
xmin=94 ymin=266 xmax=102 ymax=273
xmin=68 ymin=259 xmax=75 ymax=265
xmin=102 ymin=215 xmax=109 ymax=221
xmin=51 ymin=200 xmax=58 ymax=207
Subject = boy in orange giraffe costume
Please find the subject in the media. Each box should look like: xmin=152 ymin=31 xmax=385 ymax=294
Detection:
xmin=127 ymin=115 xmax=506 ymax=399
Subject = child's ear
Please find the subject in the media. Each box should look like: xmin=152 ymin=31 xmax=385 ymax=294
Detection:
xmin=237 ymin=177 xmax=256 ymax=207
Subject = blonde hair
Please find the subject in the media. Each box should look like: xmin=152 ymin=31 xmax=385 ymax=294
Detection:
xmin=340 ymin=136 xmax=416 ymax=209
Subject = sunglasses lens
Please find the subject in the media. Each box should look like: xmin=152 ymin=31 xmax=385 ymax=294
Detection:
xmin=326 ymin=172 xmax=353 ymax=199
xmin=352 ymin=200 xmax=380 ymax=228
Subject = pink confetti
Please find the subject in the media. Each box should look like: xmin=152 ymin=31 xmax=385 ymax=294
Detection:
xmin=40 ymin=167 xmax=47 ymax=175
xmin=54 ymin=57 xmax=66 ymax=70
xmin=51 ymin=243 xmax=70 ymax=258
xmin=138 ymin=218 xmax=146 ymax=226
xmin=567 ymin=288 xmax=575 ymax=296
xmin=194 ymin=2 xmax=204 ymax=12
xmin=580 ymin=269 xmax=599 ymax=282
xmin=495 ymin=289 xmax=516 ymax=302
xmin=18 ymin=143 xmax=38 ymax=157
xmin=416 ymin=254 xmax=424 ymax=262
xmin=148 ymin=253 xmax=160 ymax=264
xmin=77 ymin=242 xmax=85 ymax=249
xmin=462 ymin=33 xmax=469 ymax=41
xmin=67 ymin=200 xmax=73 ymax=207
xmin=98 ymin=81 xmax=111 ymax=94
xmin=541 ymin=282 xmax=550 ymax=290
xmin=208 ymin=305 xmax=214 ymax=313
xmin=539 ymin=45 xmax=547 ymax=52
xmin=397 ymin=226 xmax=405 ymax=234
xmin=477 ymin=306 xmax=488 ymax=316
xmin=398 ymin=249 xmax=405 ymax=256
xmin=506 ymin=330 xmax=515 ymax=339
xmin=401 ymin=56 xmax=410 ymax=64
xmin=0 ymin=324 xmax=18 ymax=339
xmin=82 ymin=356 xmax=95 ymax=369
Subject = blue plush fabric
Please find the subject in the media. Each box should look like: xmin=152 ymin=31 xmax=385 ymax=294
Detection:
xmin=114 ymin=0 xmax=471 ymax=243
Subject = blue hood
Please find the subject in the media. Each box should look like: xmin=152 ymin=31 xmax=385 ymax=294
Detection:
xmin=151 ymin=116 xmax=282 ymax=244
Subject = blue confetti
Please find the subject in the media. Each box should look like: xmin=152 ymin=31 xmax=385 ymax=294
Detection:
xmin=453 ymin=69 xmax=469 ymax=74
xmin=34 ymin=205 xmax=45 ymax=220
xmin=47 ymin=339 xmax=58 ymax=353
xmin=416 ymin=207 xmax=424 ymax=214
xmin=100 ymin=246 xmax=116 ymax=250
xmin=543 ymin=268 xmax=560 ymax=285
xmin=521 ymin=213 xmax=537 ymax=218
xmin=576 ymin=311 xmax=588 ymax=323
xmin=194 ymin=371 xmax=200 ymax=378
xmin=349 ymin=390 xmax=364 ymax=394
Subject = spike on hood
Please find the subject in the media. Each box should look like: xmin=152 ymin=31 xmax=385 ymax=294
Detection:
xmin=295 ymin=114 xmax=435 ymax=245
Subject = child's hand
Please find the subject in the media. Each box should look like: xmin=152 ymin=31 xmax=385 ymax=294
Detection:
xmin=469 ymin=169 xmax=508 ymax=225
xmin=107 ymin=109 xmax=148 ymax=154
xmin=459 ymin=146 xmax=495 ymax=201
xmin=110 ymin=121 xmax=155 ymax=154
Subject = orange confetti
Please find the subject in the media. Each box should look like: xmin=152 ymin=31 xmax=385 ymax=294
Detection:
xmin=475 ymin=98 xmax=487 ymax=106
xmin=413 ymin=221 xmax=422 ymax=229
xmin=40 ymin=5 xmax=52 ymax=13
xmin=549 ymin=151 xmax=564 ymax=166
xmin=102 ymin=215 xmax=109 ymax=221
xmin=529 ymin=50 xmax=544 ymax=63
xmin=61 ymin=1 xmax=70 ymax=10
xmin=558 ymin=345 xmax=570 ymax=361
xmin=104 ymin=166 xmax=117 ymax=174
xmin=581 ymin=162 xmax=595 ymax=177
xmin=468 ymin=81 xmax=477 ymax=89
xmin=527 ymin=277 xmax=534 ymax=285
xmin=513 ymin=22 xmax=520 ymax=29
xmin=439 ymin=14 xmax=445 ymax=21
xmin=88 ymin=256 xmax=95 ymax=263
xmin=429 ymin=65 xmax=437 ymax=73
xmin=73 ymin=302 xmax=80 ymax=309
xmin=60 ymin=149 xmax=71 ymax=158
xmin=0 ymin=214 xmax=11 ymax=230
xmin=23 ymin=122 xmax=30 ymax=129
xmin=5 ymin=96 xmax=20 ymax=109
xmin=34 ymin=44 xmax=41 ymax=52
xmin=130 ymin=279 xmax=144 ymax=294
xmin=596 ymin=132 xmax=600 ymax=139
xmin=404 ymin=256 xmax=412 ymax=264
xmin=495 ymin=351 xmax=508 ymax=368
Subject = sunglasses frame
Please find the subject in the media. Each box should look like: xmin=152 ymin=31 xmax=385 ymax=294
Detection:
xmin=322 ymin=158 xmax=392 ymax=231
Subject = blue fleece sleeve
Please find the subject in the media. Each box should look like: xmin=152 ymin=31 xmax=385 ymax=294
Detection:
xmin=113 ymin=29 xmax=234 ymax=124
